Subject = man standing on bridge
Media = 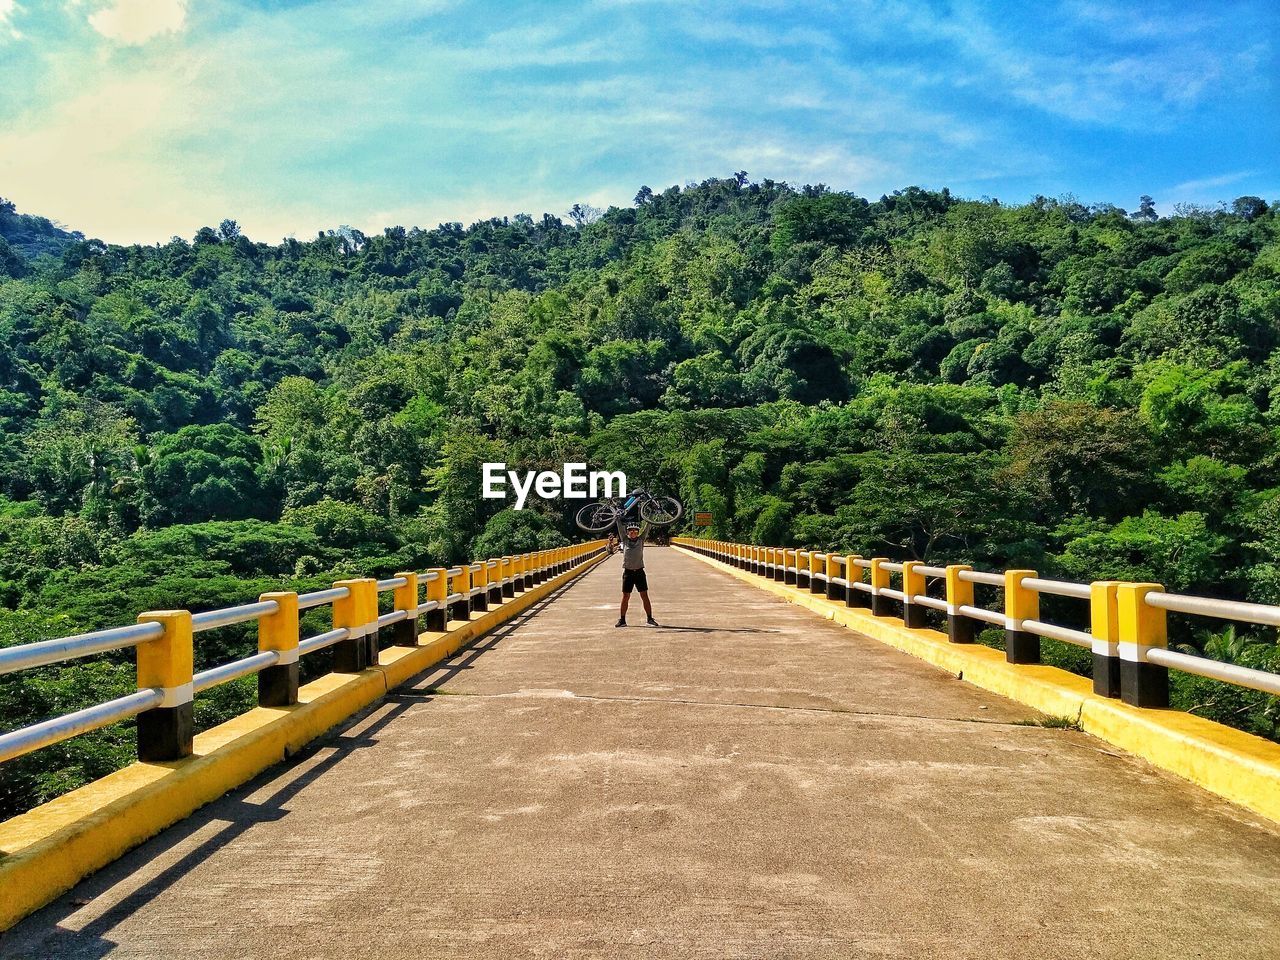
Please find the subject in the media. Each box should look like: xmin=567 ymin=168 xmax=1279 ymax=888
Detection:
xmin=615 ymin=517 xmax=658 ymax=628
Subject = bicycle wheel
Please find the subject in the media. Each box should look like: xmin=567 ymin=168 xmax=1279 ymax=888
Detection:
xmin=575 ymin=501 xmax=619 ymax=532
xmin=640 ymin=496 xmax=683 ymax=526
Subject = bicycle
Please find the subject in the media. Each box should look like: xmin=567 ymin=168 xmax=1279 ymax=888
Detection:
xmin=574 ymin=487 xmax=683 ymax=532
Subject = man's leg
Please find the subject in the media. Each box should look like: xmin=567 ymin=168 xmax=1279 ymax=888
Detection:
xmin=639 ymin=590 xmax=653 ymax=618
xmin=618 ymin=568 xmax=632 ymax=626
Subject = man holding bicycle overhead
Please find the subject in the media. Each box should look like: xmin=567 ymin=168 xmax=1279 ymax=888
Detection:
xmin=615 ymin=515 xmax=658 ymax=628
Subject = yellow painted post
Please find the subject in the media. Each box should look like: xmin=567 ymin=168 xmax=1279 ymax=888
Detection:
xmin=1089 ymin=581 xmax=1121 ymax=698
xmin=1117 ymin=583 xmax=1169 ymax=707
xmin=825 ymin=554 xmax=843 ymax=600
xmin=520 ymin=551 xmax=534 ymax=590
xmin=471 ymin=561 xmax=489 ymax=612
xmin=424 ymin=567 xmax=448 ymax=631
xmin=451 ymin=563 xmax=472 ymax=621
xmin=944 ymin=565 xmax=975 ymax=643
xmin=844 ymin=554 xmax=865 ymax=607
xmin=783 ymin=549 xmax=797 ymax=585
xmin=870 ymin=558 xmax=892 ymax=616
xmin=257 ymin=591 xmax=300 ymax=706
xmin=902 ymin=561 xmax=928 ymax=628
xmin=135 ymin=610 xmax=194 ymax=761
xmin=333 ymin=578 xmax=377 ymax=672
xmin=809 ymin=551 xmax=825 ymax=594
xmin=1004 ymin=570 xmax=1040 ymax=664
xmin=796 ymin=550 xmax=811 ymax=590
xmin=487 ymin=559 xmax=503 ymax=605
xmin=500 ymin=556 xmax=515 ymax=598
xmin=391 ymin=573 xmax=420 ymax=645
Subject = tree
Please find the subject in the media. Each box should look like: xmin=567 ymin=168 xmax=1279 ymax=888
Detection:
xmin=1004 ymin=402 xmax=1154 ymax=520
xmin=567 ymin=203 xmax=602 ymax=227
xmin=1131 ymin=195 xmax=1158 ymax=222
xmin=141 ymin=424 xmax=272 ymax=524
xmin=1231 ymin=196 xmax=1268 ymax=221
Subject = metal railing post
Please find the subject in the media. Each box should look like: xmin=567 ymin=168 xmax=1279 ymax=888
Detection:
xmin=135 ymin=610 xmax=194 ymax=761
xmin=501 ymin=557 xmax=515 ymax=598
xmin=258 ymin=591 xmax=299 ymax=706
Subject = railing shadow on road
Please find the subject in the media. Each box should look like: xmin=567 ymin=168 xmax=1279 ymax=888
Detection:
xmin=0 ymin=581 xmax=583 ymax=959
xmin=651 ymin=625 xmax=779 ymax=634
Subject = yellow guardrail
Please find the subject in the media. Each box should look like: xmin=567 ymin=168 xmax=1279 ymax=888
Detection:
xmin=0 ymin=540 xmax=607 ymax=930
xmin=674 ymin=536 xmax=1280 ymax=825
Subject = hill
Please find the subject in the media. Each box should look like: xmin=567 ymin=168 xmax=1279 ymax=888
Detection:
xmin=0 ymin=197 xmax=83 ymax=266
xmin=1 ymin=175 xmax=1278 ymax=815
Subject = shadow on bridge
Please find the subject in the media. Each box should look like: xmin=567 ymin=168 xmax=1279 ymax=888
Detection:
xmin=4 ymin=583 xmax=580 ymax=959
xmin=647 ymin=624 xmax=778 ymax=634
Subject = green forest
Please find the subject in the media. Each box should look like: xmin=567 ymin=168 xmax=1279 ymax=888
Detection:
xmin=1 ymin=175 xmax=1278 ymax=817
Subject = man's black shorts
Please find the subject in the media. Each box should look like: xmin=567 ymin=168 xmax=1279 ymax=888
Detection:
xmin=622 ymin=567 xmax=649 ymax=594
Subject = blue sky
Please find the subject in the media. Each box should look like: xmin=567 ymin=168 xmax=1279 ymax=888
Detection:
xmin=0 ymin=0 xmax=1275 ymax=244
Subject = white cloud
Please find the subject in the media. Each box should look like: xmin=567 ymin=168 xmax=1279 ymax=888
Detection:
xmin=0 ymin=0 xmax=22 ymax=40
xmin=1169 ymin=171 xmax=1254 ymax=195
xmin=88 ymin=0 xmax=187 ymax=45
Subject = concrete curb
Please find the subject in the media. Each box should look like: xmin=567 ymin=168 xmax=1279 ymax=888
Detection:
xmin=0 ymin=552 xmax=607 ymax=931
xmin=677 ymin=545 xmax=1280 ymax=826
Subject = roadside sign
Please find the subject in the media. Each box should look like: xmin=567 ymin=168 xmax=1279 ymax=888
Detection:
xmin=694 ymin=512 xmax=713 ymax=527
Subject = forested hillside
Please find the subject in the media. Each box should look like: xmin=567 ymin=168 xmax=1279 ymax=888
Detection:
xmin=2 ymin=175 xmax=1278 ymax=815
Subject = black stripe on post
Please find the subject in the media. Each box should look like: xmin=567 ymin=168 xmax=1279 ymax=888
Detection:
xmin=137 ymin=703 xmax=194 ymax=762
xmin=258 ymin=661 xmax=299 ymax=707
xmin=903 ymin=602 xmax=928 ymax=629
xmin=1005 ymin=628 xmax=1040 ymax=664
xmin=390 ymin=618 xmax=417 ymax=647
xmin=1121 ymin=660 xmax=1169 ymax=708
xmin=947 ymin=614 xmax=975 ymax=643
xmin=333 ymin=632 xmax=366 ymax=673
xmin=1093 ymin=652 xmax=1121 ymax=698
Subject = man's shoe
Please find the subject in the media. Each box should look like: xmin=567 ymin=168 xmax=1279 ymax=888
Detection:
xmin=615 ymin=617 xmax=627 ymax=627
xmin=646 ymin=616 xmax=659 ymax=627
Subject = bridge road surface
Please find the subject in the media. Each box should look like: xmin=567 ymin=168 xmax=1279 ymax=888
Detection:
xmin=4 ymin=547 xmax=1280 ymax=960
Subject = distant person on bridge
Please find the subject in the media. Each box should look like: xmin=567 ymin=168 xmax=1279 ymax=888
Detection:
xmin=615 ymin=517 xmax=657 ymax=628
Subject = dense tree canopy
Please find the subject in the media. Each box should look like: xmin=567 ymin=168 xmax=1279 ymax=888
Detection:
xmin=1 ymin=176 xmax=1278 ymax=814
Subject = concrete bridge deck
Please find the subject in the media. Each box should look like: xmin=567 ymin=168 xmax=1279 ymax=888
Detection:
xmin=3 ymin=546 xmax=1278 ymax=959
